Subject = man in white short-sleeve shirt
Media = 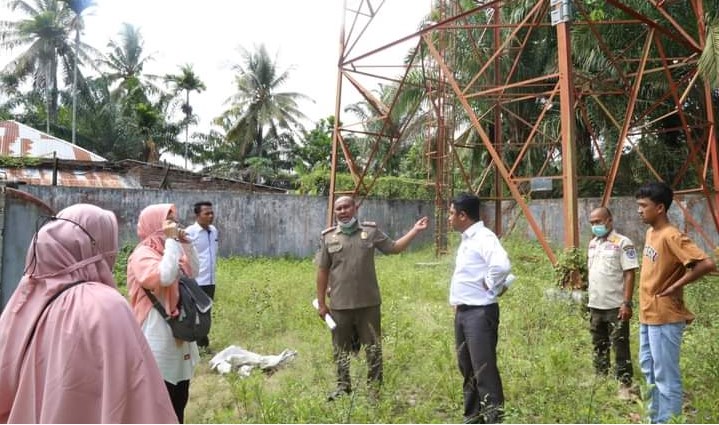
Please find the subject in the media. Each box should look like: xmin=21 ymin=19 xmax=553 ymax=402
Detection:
xmin=185 ymin=201 xmax=219 ymax=350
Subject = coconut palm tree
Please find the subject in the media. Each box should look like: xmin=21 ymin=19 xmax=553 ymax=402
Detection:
xmin=96 ymin=23 xmax=158 ymax=100
xmin=70 ymin=73 xmax=181 ymax=162
xmin=165 ymin=63 xmax=206 ymax=168
xmin=218 ymin=44 xmax=310 ymax=163
xmin=698 ymin=11 xmax=719 ymax=87
xmin=0 ymin=0 xmax=79 ymax=132
xmin=59 ymin=0 xmax=93 ymax=144
xmin=70 ymin=75 xmax=131 ymax=159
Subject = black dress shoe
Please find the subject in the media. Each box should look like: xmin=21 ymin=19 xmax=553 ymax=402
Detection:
xmin=327 ymin=387 xmax=352 ymax=401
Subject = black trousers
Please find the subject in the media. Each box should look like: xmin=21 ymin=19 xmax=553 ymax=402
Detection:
xmin=589 ymin=307 xmax=633 ymax=384
xmin=165 ymin=379 xmax=190 ymax=423
xmin=455 ymin=303 xmax=504 ymax=424
xmin=331 ymin=305 xmax=382 ymax=391
xmin=197 ymin=284 xmax=215 ymax=348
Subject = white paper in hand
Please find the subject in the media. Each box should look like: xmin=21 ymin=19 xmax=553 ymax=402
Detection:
xmin=312 ymin=298 xmax=337 ymax=330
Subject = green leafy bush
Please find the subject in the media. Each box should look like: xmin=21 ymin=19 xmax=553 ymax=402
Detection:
xmin=113 ymin=243 xmax=134 ymax=293
xmin=0 ymin=155 xmax=41 ymax=167
xmin=553 ymin=247 xmax=589 ymax=289
xmin=296 ymin=169 xmax=433 ymax=200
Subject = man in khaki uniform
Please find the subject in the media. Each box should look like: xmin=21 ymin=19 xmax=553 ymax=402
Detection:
xmin=587 ymin=207 xmax=639 ymax=399
xmin=315 ymin=196 xmax=429 ymax=400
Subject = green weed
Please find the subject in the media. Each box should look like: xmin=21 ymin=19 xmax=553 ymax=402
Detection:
xmin=183 ymin=239 xmax=719 ymax=423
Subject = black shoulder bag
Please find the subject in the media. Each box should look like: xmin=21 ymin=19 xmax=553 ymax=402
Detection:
xmin=143 ymin=274 xmax=212 ymax=342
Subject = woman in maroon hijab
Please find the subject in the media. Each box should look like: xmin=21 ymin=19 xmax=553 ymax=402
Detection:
xmin=0 ymin=203 xmax=177 ymax=424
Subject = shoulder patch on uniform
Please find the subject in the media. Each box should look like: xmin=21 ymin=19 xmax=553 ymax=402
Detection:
xmin=623 ymin=245 xmax=637 ymax=259
xmin=321 ymin=226 xmax=337 ymax=235
xmin=361 ymin=221 xmax=377 ymax=227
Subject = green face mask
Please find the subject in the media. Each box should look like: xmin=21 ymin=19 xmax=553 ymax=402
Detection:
xmin=338 ymin=217 xmax=358 ymax=235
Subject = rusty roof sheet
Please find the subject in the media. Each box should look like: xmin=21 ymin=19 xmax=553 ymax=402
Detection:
xmin=0 ymin=120 xmax=107 ymax=162
xmin=0 ymin=167 xmax=140 ymax=188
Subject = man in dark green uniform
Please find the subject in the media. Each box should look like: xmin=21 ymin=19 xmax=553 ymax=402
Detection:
xmin=315 ymin=196 xmax=429 ymax=400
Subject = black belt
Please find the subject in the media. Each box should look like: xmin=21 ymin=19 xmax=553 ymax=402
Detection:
xmin=456 ymin=303 xmax=495 ymax=312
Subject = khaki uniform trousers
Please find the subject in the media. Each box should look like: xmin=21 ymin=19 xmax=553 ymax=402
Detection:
xmin=331 ymin=305 xmax=382 ymax=391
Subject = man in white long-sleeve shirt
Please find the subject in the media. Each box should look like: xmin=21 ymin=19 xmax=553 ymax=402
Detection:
xmin=449 ymin=193 xmax=512 ymax=424
xmin=185 ymin=201 xmax=219 ymax=350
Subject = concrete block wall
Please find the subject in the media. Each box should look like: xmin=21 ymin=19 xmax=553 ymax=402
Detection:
xmin=481 ymin=195 xmax=716 ymax=253
xmin=22 ymin=187 xmax=436 ymax=258
xmin=21 ymin=186 xmax=717 ymax=257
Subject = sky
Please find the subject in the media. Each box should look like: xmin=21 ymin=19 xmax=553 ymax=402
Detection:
xmin=1 ymin=0 xmax=431 ymax=167
xmin=76 ymin=0 xmax=429 ymax=130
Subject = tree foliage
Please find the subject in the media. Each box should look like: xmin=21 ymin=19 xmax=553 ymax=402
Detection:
xmin=698 ymin=9 xmax=719 ymax=87
xmin=297 ymin=167 xmax=433 ymax=200
xmin=0 ymin=0 xmax=713 ymax=199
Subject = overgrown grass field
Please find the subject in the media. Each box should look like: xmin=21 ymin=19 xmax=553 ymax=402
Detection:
xmin=181 ymin=237 xmax=719 ymax=423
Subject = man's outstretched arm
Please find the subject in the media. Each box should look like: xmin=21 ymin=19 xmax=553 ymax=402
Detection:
xmin=389 ymin=216 xmax=429 ymax=254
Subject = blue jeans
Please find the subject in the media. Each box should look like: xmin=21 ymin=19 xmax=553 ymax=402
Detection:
xmin=639 ymin=322 xmax=685 ymax=423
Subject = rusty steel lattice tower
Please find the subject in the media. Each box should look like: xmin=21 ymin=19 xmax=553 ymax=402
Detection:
xmin=327 ymin=0 xmax=719 ymax=267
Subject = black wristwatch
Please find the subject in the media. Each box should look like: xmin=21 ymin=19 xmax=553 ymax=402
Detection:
xmin=622 ymin=300 xmax=634 ymax=308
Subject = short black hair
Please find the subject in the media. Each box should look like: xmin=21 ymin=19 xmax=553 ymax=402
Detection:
xmin=451 ymin=193 xmax=481 ymax=222
xmin=635 ymin=182 xmax=673 ymax=211
xmin=193 ymin=201 xmax=213 ymax=215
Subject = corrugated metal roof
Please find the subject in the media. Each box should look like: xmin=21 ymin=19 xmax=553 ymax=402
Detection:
xmin=0 ymin=167 xmax=141 ymax=188
xmin=0 ymin=123 xmax=288 ymax=192
xmin=0 ymin=120 xmax=107 ymax=162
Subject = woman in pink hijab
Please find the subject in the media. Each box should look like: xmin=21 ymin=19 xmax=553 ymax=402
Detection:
xmin=128 ymin=203 xmax=200 ymax=424
xmin=0 ymin=203 xmax=177 ymax=424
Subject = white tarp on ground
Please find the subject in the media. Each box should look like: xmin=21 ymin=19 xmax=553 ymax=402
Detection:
xmin=209 ymin=345 xmax=297 ymax=377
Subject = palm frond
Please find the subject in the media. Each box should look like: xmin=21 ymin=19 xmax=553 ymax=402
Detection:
xmin=698 ymin=21 xmax=719 ymax=87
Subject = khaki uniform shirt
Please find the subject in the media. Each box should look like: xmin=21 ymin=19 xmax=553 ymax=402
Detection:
xmin=639 ymin=225 xmax=708 ymax=325
xmin=316 ymin=222 xmax=396 ymax=310
xmin=587 ymin=230 xmax=639 ymax=309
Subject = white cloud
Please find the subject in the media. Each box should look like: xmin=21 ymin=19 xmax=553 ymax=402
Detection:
xmin=2 ymin=0 xmax=429 ymax=134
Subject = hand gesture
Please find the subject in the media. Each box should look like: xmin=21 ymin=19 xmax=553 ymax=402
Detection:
xmin=414 ymin=216 xmax=430 ymax=232
xmin=657 ymin=284 xmax=678 ymax=298
xmin=163 ymin=220 xmax=190 ymax=243
xmin=176 ymin=228 xmax=191 ymax=243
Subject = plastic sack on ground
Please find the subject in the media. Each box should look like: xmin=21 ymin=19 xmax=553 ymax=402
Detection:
xmin=209 ymin=345 xmax=297 ymax=377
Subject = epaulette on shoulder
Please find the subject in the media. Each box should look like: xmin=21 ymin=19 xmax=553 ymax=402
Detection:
xmin=361 ymin=221 xmax=377 ymax=227
xmin=321 ymin=226 xmax=337 ymax=235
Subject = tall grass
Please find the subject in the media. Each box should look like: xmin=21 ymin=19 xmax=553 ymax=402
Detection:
xmin=185 ymin=237 xmax=719 ymax=423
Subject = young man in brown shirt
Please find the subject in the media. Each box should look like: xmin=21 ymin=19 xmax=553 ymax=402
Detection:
xmin=635 ymin=182 xmax=715 ymax=423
